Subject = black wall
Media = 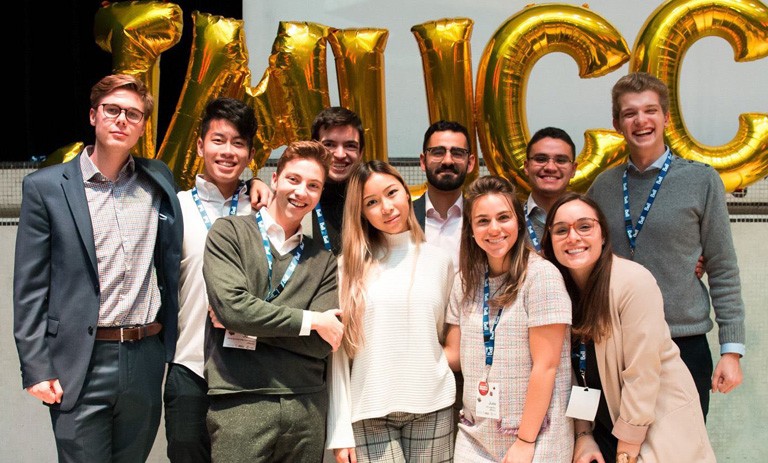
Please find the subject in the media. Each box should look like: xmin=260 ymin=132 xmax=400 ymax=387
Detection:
xmin=17 ymin=1 xmax=242 ymax=163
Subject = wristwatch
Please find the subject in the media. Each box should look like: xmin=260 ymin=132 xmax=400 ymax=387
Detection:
xmin=616 ymin=452 xmax=638 ymax=463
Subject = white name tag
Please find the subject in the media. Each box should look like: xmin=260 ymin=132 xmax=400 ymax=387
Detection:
xmin=475 ymin=381 xmax=501 ymax=419
xmin=565 ymin=386 xmax=601 ymax=421
xmin=223 ymin=330 xmax=257 ymax=350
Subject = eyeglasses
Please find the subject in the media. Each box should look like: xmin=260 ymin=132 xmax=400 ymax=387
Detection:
xmin=424 ymin=145 xmax=470 ymax=160
xmin=549 ymin=217 xmax=599 ymax=239
xmin=99 ymin=103 xmax=145 ymax=124
xmin=528 ymin=154 xmax=573 ymax=166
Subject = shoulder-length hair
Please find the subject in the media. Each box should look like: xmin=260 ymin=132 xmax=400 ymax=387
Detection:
xmin=339 ymin=160 xmax=424 ymax=357
xmin=540 ymin=192 xmax=613 ymax=342
xmin=459 ymin=175 xmax=532 ymax=309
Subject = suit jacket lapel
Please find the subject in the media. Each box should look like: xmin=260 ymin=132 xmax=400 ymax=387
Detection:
xmin=61 ymin=154 xmax=98 ymax=275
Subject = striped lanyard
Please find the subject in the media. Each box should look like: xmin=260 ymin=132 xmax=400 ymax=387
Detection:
xmin=622 ymin=153 xmax=671 ymax=257
xmin=255 ymin=211 xmax=304 ymax=302
xmin=191 ymin=182 xmax=241 ymax=230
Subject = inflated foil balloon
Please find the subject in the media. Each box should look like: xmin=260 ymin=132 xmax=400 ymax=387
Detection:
xmin=41 ymin=142 xmax=85 ymax=167
xmin=329 ymin=28 xmax=389 ymax=163
xmin=271 ymin=21 xmax=333 ymax=142
xmin=244 ymin=68 xmax=290 ymax=176
xmin=94 ymin=1 xmax=183 ymax=159
xmin=632 ymin=0 xmax=768 ymax=191
xmin=475 ymin=3 xmax=630 ymax=193
xmin=156 ymin=11 xmax=250 ymax=189
xmin=412 ymin=18 xmax=478 ymax=188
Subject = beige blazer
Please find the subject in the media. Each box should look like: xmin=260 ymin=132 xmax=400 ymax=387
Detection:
xmin=594 ymin=257 xmax=716 ymax=462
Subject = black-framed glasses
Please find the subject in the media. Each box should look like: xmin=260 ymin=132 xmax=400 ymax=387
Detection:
xmin=528 ymin=154 xmax=573 ymax=166
xmin=99 ymin=103 xmax=145 ymax=124
xmin=424 ymin=145 xmax=470 ymax=160
xmin=549 ymin=217 xmax=599 ymax=239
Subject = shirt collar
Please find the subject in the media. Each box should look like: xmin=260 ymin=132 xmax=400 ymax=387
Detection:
xmin=525 ymin=194 xmax=541 ymax=217
xmin=194 ymin=174 xmax=246 ymax=203
xmin=627 ymin=146 xmax=671 ymax=173
xmin=80 ymin=145 xmax=135 ymax=183
xmin=424 ymin=191 xmax=463 ymax=218
xmin=258 ymin=206 xmax=304 ymax=249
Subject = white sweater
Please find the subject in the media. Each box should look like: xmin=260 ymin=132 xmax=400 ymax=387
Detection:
xmin=326 ymin=231 xmax=456 ymax=449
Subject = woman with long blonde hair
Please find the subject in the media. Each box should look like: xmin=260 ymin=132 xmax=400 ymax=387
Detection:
xmin=327 ymin=160 xmax=456 ymax=463
xmin=443 ymin=175 xmax=573 ymax=462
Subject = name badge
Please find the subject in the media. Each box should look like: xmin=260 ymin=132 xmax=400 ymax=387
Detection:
xmin=223 ymin=330 xmax=257 ymax=350
xmin=565 ymin=386 xmax=601 ymax=421
xmin=475 ymin=381 xmax=501 ymax=419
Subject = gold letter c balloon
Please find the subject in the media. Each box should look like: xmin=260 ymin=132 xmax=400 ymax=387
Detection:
xmin=632 ymin=0 xmax=768 ymax=191
xmin=475 ymin=4 xmax=630 ymax=193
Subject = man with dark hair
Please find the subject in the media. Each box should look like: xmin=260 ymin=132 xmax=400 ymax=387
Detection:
xmin=414 ymin=120 xmax=476 ymax=269
xmin=203 ymin=141 xmax=343 ymax=462
xmin=14 ymin=74 xmax=183 ymax=462
xmin=588 ymin=72 xmax=745 ymax=421
xmin=305 ymin=106 xmax=365 ymax=254
xmin=523 ymin=127 xmax=578 ymax=251
xmin=164 ymin=97 xmax=258 ymax=462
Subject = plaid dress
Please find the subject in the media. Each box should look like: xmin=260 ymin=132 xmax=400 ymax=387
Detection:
xmin=447 ymin=255 xmax=573 ymax=462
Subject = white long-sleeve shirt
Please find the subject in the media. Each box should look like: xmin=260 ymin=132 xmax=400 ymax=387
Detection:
xmin=326 ymin=231 xmax=456 ymax=449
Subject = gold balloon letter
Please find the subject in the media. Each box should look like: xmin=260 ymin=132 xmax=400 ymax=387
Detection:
xmin=271 ymin=21 xmax=333 ymax=142
xmin=632 ymin=0 xmax=768 ymax=191
xmin=475 ymin=4 xmax=630 ymax=192
xmin=412 ymin=18 xmax=478 ymax=188
xmin=155 ymin=12 xmax=251 ymax=189
xmin=94 ymin=1 xmax=183 ymax=159
xmin=329 ymin=28 xmax=389 ymax=163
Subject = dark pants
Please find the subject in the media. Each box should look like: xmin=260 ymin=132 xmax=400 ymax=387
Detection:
xmin=673 ymin=334 xmax=713 ymax=419
xmin=49 ymin=337 xmax=165 ymax=463
xmin=207 ymin=390 xmax=328 ymax=463
xmin=164 ymin=363 xmax=211 ymax=462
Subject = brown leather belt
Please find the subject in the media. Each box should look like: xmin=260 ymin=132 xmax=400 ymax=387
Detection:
xmin=95 ymin=322 xmax=162 ymax=342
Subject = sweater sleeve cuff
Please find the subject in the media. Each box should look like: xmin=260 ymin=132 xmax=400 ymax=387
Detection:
xmin=612 ymin=417 xmax=648 ymax=445
xmin=720 ymin=343 xmax=745 ymax=357
xmin=300 ymin=311 xmax=312 ymax=336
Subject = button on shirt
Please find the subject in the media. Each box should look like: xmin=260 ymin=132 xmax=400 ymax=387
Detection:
xmin=80 ymin=147 xmax=160 ymax=326
xmin=174 ymin=176 xmax=251 ymax=377
xmin=424 ymin=192 xmax=463 ymax=271
xmin=257 ymin=207 xmax=314 ymax=336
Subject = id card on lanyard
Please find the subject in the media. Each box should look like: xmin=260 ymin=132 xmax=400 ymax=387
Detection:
xmin=477 ymin=271 xmax=502 ymax=419
xmin=565 ymin=342 xmax=601 ymax=421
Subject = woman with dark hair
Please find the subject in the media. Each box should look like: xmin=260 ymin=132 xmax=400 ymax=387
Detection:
xmin=541 ymin=192 xmax=715 ymax=463
xmin=444 ymin=175 xmax=573 ymax=462
xmin=327 ymin=160 xmax=456 ymax=462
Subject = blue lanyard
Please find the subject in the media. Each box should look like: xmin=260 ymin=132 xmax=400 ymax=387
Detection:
xmin=191 ymin=183 xmax=241 ymax=230
xmin=482 ymin=272 xmax=503 ymax=367
xmin=578 ymin=342 xmax=587 ymax=388
xmin=523 ymin=203 xmax=541 ymax=252
xmin=622 ymin=153 xmax=672 ymax=257
xmin=255 ymin=211 xmax=304 ymax=302
xmin=314 ymin=204 xmax=332 ymax=251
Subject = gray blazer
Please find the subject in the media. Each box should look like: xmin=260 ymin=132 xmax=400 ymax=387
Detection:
xmin=13 ymin=153 xmax=183 ymax=411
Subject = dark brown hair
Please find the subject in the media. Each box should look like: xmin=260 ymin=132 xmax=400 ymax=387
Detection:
xmin=541 ymin=192 xmax=613 ymax=342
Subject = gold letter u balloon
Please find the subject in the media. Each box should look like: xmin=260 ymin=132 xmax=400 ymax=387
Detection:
xmin=633 ymin=0 xmax=768 ymax=191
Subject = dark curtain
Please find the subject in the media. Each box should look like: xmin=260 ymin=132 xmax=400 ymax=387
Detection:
xmin=17 ymin=1 xmax=242 ymax=163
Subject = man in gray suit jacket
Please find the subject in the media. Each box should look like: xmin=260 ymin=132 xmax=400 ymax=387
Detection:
xmin=13 ymin=74 xmax=183 ymax=462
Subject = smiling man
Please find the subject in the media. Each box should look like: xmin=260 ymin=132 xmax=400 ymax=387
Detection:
xmin=164 ymin=97 xmax=258 ymax=462
xmin=588 ymin=72 xmax=746 ymax=420
xmin=13 ymin=74 xmax=183 ymax=462
xmin=414 ymin=120 xmax=476 ymax=270
xmin=202 ymin=141 xmax=343 ymax=462
xmin=307 ymin=107 xmax=365 ymax=255
xmin=523 ymin=127 xmax=578 ymax=252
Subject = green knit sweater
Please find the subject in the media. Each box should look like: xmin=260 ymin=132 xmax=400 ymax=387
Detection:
xmin=203 ymin=214 xmax=338 ymax=396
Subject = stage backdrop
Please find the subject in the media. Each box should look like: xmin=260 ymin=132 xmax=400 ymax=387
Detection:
xmin=244 ymin=0 xmax=767 ymax=161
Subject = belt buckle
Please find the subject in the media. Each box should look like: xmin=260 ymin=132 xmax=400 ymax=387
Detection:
xmin=120 ymin=325 xmax=141 ymax=343
xmin=120 ymin=326 xmax=126 ymax=343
